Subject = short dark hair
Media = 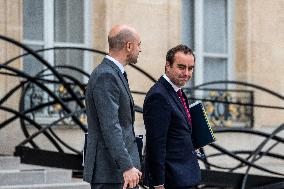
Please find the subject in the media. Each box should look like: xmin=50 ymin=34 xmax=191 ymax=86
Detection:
xmin=166 ymin=44 xmax=195 ymax=66
xmin=108 ymin=29 xmax=135 ymax=51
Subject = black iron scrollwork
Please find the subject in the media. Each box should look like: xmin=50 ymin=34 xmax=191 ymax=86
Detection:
xmin=0 ymin=35 xmax=153 ymax=156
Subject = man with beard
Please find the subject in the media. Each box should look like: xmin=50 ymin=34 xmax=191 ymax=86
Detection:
xmin=143 ymin=44 xmax=201 ymax=189
xmin=84 ymin=24 xmax=142 ymax=189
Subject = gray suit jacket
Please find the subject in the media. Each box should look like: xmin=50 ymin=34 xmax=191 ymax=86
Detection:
xmin=83 ymin=58 xmax=141 ymax=183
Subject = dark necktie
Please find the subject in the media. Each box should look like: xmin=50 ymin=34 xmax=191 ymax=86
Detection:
xmin=123 ymin=71 xmax=128 ymax=83
xmin=177 ymin=89 xmax=192 ymax=126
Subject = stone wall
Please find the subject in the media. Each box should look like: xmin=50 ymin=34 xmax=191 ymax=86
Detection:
xmin=234 ymin=0 xmax=284 ymax=127
xmin=0 ymin=0 xmax=25 ymax=154
xmin=92 ymin=0 xmax=182 ymax=130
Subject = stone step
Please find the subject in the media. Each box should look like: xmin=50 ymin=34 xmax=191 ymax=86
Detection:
xmin=0 ymin=156 xmax=89 ymax=189
xmin=0 ymin=168 xmax=72 ymax=186
xmin=0 ymin=182 xmax=90 ymax=189
xmin=0 ymin=156 xmax=20 ymax=170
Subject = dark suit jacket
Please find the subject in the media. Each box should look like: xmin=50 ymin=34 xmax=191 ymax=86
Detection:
xmin=143 ymin=76 xmax=201 ymax=188
xmin=83 ymin=58 xmax=140 ymax=183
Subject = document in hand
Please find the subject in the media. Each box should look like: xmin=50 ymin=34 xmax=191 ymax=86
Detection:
xmin=189 ymin=101 xmax=216 ymax=149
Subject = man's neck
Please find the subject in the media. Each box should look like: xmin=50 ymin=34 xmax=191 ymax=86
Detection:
xmin=108 ymin=52 xmax=127 ymax=66
xmin=105 ymin=55 xmax=125 ymax=74
xmin=163 ymin=74 xmax=180 ymax=92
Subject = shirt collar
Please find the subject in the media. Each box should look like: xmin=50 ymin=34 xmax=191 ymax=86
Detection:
xmin=163 ymin=74 xmax=181 ymax=92
xmin=105 ymin=55 xmax=125 ymax=74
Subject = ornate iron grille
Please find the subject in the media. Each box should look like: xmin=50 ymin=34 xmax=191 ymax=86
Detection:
xmin=183 ymin=88 xmax=254 ymax=127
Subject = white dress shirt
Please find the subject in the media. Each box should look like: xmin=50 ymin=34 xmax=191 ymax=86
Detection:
xmin=163 ymin=74 xmax=180 ymax=92
xmin=105 ymin=55 xmax=125 ymax=74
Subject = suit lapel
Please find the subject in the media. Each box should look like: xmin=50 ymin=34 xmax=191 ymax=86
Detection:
xmin=118 ymin=71 xmax=135 ymax=122
xmin=104 ymin=59 xmax=134 ymax=103
xmin=104 ymin=59 xmax=135 ymax=119
xmin=159 ymin=77 xmax=191 ymax=129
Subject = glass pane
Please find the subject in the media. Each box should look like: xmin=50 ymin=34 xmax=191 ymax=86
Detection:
xmin=23 ymin=0 xmax=44 ymax=40
xmin=54 ymin=0 xmax=84 ymax=43
xmin=204 ymin=57 xmax=227 ymax=89
xmin=54 ymin=49 xmax=84 ymax=82
xmin=182 ymin=0 xmax=194 ymax=50
xmin=204 ymin=0 xmax=227 ymax=53
xmin=23 ymin=45 xmax=44 ymax=76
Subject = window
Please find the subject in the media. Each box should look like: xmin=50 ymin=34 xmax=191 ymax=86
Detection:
xmin=23 ymin=0 xmax=92 ymax=82
xmin=23 ymin=0 xmax=44 ymax=76
xmin=23 ymin=0 xmax=92 ymax=122
xmin=182 ymin=0 xmax=233 ymax=89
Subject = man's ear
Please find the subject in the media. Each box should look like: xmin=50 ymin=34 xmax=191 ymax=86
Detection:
xmin=165 ymin=61 xmax=170 ymax=72
xmin=126 ymin=42 xmax=132 ymax=52
xmin=165 ymin=61 xmax=170 ymax=68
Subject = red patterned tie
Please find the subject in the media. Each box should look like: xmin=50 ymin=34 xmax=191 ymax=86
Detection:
xmin=177 ymin=89 xmax=192 ymax=126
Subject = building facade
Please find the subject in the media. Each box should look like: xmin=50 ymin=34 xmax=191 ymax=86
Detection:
xmin=0 ymin=0 xmax=284 ymax=154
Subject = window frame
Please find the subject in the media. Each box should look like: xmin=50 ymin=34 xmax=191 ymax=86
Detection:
xmin=22 ymin=0 xmax=93 ymax=123
xmin=182 ymin=0 xmax=234 ymax=88
xmin=23 ymin=0 xmax=93 ymax=83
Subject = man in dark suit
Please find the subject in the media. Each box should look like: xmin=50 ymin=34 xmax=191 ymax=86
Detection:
xmin=143 ymin=44 xmax=201 ymax=189
xmin=83 ymin=25 xmax=142 ymax=189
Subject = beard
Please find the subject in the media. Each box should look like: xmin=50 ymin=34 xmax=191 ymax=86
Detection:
xmin=167 ymin=73 xmax=189 ymax=87
xmin=177 ymin=80 xmax=187 ymax=87
xmin=126 ymin=54 xmax=138 ymax=64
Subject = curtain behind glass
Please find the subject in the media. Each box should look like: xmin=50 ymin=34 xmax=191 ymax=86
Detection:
xmin=54 ymin=50 xmax=84 ymax=82
xmin=204 ymin=57 xmax=227 ymax=89
xmin=204 ymin=0 xmax=227 ymax=54
xmin=23 ymin=0 xmax=44 ymax=76
xmin=54 ymin=0 xmax=84 ymax=43
xmin=23 ymin=45 xmax=44 ymax=76
xmin=203 ymin=0 xmax=228 ymax=89
xmin=23 ymin=0 xmax=44 ymax=41
xmin=182 ymin=0 xmax=194 ymax=50
xmin=54 ymin=0 xmax=85 ymax=83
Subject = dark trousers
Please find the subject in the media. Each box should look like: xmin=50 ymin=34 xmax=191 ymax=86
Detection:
xmin=167 ymin=187 xmax=195 ymax=189
xmin=149 ymin=186 xmax=195 ymax=189
xmin=90 ymin=183 xmax=139 ymax=189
